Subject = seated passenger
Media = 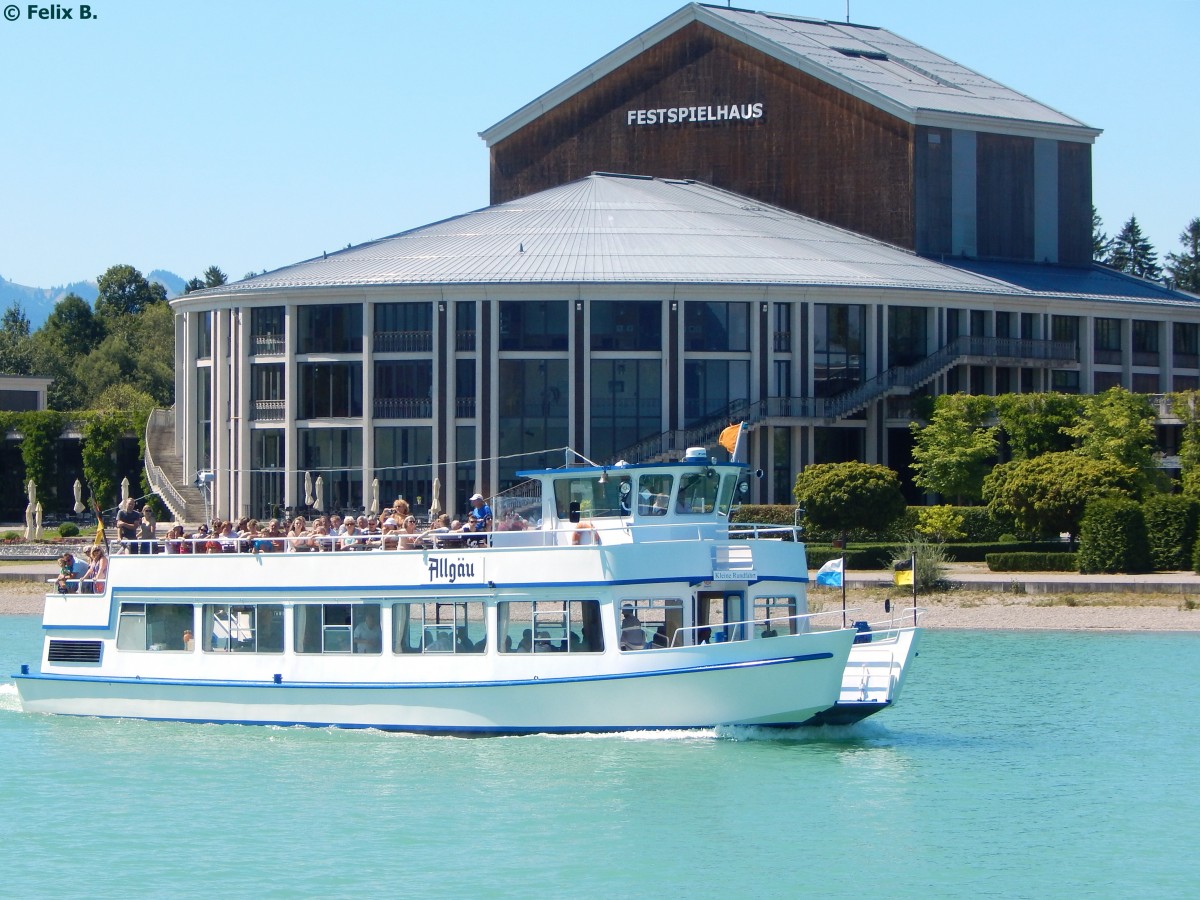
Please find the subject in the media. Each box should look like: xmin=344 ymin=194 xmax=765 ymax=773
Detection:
xmin=619 ymin=606 xmax=646 ymax=650
xmin=182 ymin=629 xmax=195 ymax=651
xmin=651 ymin=626 xmax=670 ymax=648
xmin=516 ymin=629 xmax=533 ymax=653
xmin=353 ymin=608 xmax=382 ymax=653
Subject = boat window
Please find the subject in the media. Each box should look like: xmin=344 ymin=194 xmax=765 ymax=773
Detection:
xmin=294 ymin=603 xmax=381 ymax=654
xmin=203 ymin=604 xmax=284 ymax=653
xmin=716 ymin=474 xmax=737 ymax=517
xmin=498 ymin=599 xmax=603 ymax=653
xmin=392 ymin=601 xmax=486 ymax=654
xmin=676 ymin=471 xmax=720 ymax=515
xmin=615 ymin=598 xmax=685 ymax=650
xmin=636 ymin=475 xmax=672 ymax=517
xmin=754 ymin=596 xmax=799 ymax=637
xmin=117 ymin=602 xmax=195 ymax=652
xmin=553 ymin=476 xmax=631 ymax=520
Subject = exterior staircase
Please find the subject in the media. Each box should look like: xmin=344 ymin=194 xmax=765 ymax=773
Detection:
xmin=144 ymin=408 xmax=207 ymax=524
xmin=609 ymin=336 xmax=1079 ymax=464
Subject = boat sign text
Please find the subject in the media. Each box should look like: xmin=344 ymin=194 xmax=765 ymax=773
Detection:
xmin=428 ymin=555 xmax=484 ymax=584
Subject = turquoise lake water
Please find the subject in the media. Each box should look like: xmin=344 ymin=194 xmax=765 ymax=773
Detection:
xmin=2 ymin=616 xmax=1198 ymax=898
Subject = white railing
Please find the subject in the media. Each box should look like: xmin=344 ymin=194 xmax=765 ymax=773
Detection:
xmin=669 ymin=608 xmax=851 ymax=647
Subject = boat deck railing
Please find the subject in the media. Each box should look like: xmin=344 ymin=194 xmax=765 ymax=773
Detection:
xmin=667 ymin=608 xmax=852 ymax=647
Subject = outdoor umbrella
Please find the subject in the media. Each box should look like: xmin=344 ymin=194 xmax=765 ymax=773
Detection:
xmin=73 ymin=479 xmax=85 ymax=514
xmin=35 ymin=501 xmax=43 ymax=540
xmin=370 ymin=478 xmax=380 ymax=516
xmin=314 ymin=476 xmax=324 ymax=513
xmin=304 ymin=471 xmax=314 ymax=507
xmin=121 ymin=477 xmax=130 ymax=503
xmin=429 ymin=477 xmax=443 ymax=518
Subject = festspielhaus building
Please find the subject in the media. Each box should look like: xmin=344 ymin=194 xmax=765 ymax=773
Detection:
xmin=160 ymin=4 xmax=1200 ymax=523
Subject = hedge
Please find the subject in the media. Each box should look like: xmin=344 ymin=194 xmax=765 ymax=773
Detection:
xmin=1077 ymin=497 xmax=1152 ymax=574
xmin=805 ymin=545 xmax=897 ymax=570
xmin=986 ymin=552 xmax=1079 ymax=572
xmin=1142 ymin=494 xmax=1198 ymax=571
xmin=941 ymin=541 xmax=1069 ymax=563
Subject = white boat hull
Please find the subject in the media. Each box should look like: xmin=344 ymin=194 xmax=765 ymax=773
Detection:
xmin=16 ymin=630 xmax=856 ymax=734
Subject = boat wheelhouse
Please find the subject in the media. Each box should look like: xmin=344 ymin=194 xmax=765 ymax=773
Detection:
xmin=14 ymin=450 xmax=921 ymax=734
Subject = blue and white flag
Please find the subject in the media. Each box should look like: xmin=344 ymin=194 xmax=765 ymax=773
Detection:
xmin=815 ymin=556 xmax=844 ymax=587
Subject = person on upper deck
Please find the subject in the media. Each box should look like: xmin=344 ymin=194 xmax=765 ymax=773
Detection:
xmin=116 ymin=498 xmax=142 ymax=554
xmin=467 ymin=493 xmax=492 ymax=532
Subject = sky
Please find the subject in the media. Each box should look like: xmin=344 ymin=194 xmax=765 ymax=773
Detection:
xmin=1 ymin=0 xmax=1196 ymax=288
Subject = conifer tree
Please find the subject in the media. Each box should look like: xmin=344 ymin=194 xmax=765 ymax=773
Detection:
xmin=1091 ymin=206 xmax=1112 ymax=261
xmin=1108 ymin=215 xmax=1162 ymax=280
xmin=1166 ymin=217 xmax=1200 ymax=293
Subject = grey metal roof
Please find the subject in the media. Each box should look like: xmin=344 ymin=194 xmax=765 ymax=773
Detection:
xmin=195 ymin=174 xmax=1023 ymax=298
xmin=946 ymin=259 xmax=1200 ymax=309
xmin=480 ymin=3 xmax=1099 ymax=147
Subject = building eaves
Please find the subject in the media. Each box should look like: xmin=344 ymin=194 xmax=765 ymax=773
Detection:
xmin=480 ymin=3 xmax=1099 ymax=148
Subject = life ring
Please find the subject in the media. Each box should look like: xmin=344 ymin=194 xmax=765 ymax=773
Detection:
xmin=572 ymin=522 xmax=600 ymax=545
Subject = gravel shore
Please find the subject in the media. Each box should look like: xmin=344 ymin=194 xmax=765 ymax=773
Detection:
xmin=4 ymin=579 xmax=1197 ymax=631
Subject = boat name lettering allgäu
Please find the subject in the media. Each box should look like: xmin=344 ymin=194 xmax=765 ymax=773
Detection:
xmin=428 ymin=556 xmax=479 ymax=584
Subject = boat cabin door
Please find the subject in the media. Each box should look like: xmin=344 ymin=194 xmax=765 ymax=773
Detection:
xmin=695 ymin=590 xmax=746 ymax=644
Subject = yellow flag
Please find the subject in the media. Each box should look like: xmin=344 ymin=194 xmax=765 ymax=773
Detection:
xmin=718 ymin=423 xmax=742 ymax=456
xmin=893 ymin=568 xmax=913 ymax=587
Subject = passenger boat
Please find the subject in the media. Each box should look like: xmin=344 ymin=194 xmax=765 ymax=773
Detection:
xmin=13 ymin=449 xmax=921 ymax=734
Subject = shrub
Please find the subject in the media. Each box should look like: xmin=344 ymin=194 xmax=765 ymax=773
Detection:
xmin=1077 ymin=497 xmax=1152 ymax=574
xmin=891 ymin=535 xmax=949 ymax=591
xmin=986 ymin=552 xmax=1079 ymax=572
xmin=942 ymin=541 xmax=1067 ymax=562
xmin=1142 ymin=494 xmax=1198 ymax=571
xmin=57 ymin=522 xmax=80 ymax=538
xmin=2 ymin=531 xmax=20 ymax=542
xmin=793 ymin=462 xmax=906 ymax=541
xmin=914 ymin=505 xmax=966 ymax=542
xmin=956 ymin=507 xmax=1008 ymax=542
xmin=731 ymin=505 xmax=799 ymax=526
xmin=806 ymin=545 xmax=896 ymax=570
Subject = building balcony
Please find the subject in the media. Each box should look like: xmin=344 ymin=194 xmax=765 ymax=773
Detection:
xmin=251 ymin=399 xmax=286 ymax=421
xmin=252 ymin=335 xmax=286 ymax=355
xmin=374 ymin=331 xmax=433 ymax=353
xmin=373 ymin=397 xmax=433 ymax=419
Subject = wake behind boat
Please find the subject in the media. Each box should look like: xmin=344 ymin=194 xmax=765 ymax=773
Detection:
xmin=14 ymin=449 xmax=921 ymax=734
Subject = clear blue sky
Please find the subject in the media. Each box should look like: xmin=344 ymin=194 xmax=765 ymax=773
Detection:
xmin=1 ymin=0 xmax=1195 ymax=288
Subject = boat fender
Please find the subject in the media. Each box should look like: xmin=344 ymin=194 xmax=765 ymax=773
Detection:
xmin=572 ymin=522 xmax=599 ymax=545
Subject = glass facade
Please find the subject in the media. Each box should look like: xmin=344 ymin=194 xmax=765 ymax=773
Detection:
xmin=375 ymin=426 xmax=433 ymax=514
xmin=590 ymin=359 xmax=661 ymax=461
xmin=374 ymin=361 xmax=432 ymax=419
xmin=299 ymin=428 xmax=363 ymax=513
xmin=889 ymin=306 xmax=927 ymax=367
xmin=591 ymin=301 xmax=661 ymax=351
xmin=374 ymin=302 xmax=432 ymax=353
xmin=813 ymin=304 xmax=865 ymax=397
xmin=499 ymin=301 xmax=568 ymax=351
xmin=298 ymin=304 xmax=363 ymax=354
xmin=684 ymin=301 xmax=749 ymax=351
xmin=250 ymin=429 xmax=285 ymax=519
xmin=251 ymin=306 xmax=285 ymax=355
xmin=298 ymin=362 xmax=363 ymax=419
xmin=497 ymin=359 xmax=569 ymax=486
xmin=684 ymin=359 xmax=749 ymax=425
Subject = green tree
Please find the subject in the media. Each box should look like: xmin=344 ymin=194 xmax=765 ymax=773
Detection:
xmin=1173 ymin=391 xmax=1200 ymax=497
xmin=0 ymin=301 xmax=35 ymax=374
xmin=909 ymin=393 xmax=996 ymax=503
xmin=1091 ymin=205 xmax=1112 ymax=261
xmin=183 ymin=265 xmax=229 ymax=294
xmin=94 ymin=264 xmax=167 ymax=329
xmin=1165 ymin=217 xmax=1200 ymax=293
xmin=983 ymin=452 xmax=1135 ymax=543
xmin=994 ymin=392 xmax=1085 ymax=460
xmin=793 ymin=461 xmax=906 ymax=542
xmin=1062 ymin=387 xmax=1158 ymax=494
xmin=1107 ymin=215 xmax=1162 ymax=280
xmin=31 ymin=293 xmax=105 ymax=409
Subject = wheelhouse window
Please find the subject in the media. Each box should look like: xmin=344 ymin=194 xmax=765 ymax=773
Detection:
xmin=117 ymin=602 xmax=195 ymax=652
xmin=636 ymin=474 xmax=673 ymax=517
xmin=553 ymin=475 xmax=632 ymax=520
xmin=676 ymin=471 xmax=723 ymax=515
xmin=392 ymin=601 xmax=486 ymax=654
xmin=498 ymin=599 xmax=603 ymax=653
xmin=295 ymin=603 xmax=381 ymax=654
xmin=203 ymin=603 xmax=284 ymax=653
xmin=755 ymin=596 xmax=799 ymax=637
xmin=615 ymin=598 xmax=685 ymax=650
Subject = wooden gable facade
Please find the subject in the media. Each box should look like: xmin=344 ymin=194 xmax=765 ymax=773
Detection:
xmin=487 ymin=19 xmax=1093 ymax=265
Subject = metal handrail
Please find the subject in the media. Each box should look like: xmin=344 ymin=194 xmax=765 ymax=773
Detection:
xmin=145 ymin=409 xmax=187 ymax=522
xmin=669 ymin=608 xmax=852 ymax=647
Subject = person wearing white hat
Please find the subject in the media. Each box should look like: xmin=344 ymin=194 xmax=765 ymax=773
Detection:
xmin=467 ymin=493 xmax=492 ymax=532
